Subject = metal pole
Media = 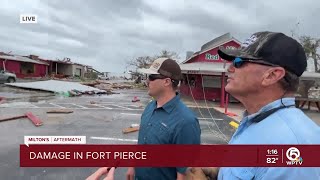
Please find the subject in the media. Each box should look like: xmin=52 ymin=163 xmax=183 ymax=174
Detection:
xmin=3 ymin=60 xmax=6 ymax=71
xmin=225 ymin=93 xmax=229 ymax=113
xmin=220 ymin=72 xmax=225 ymax=108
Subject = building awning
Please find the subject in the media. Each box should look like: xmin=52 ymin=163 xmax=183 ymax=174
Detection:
xmin=0 ymin=55 xmax=49 ymax=65
xmin=180 ymin=62 xmax=320 ymax=80
xmin=179 ymin=62 xmax=229 ymax=75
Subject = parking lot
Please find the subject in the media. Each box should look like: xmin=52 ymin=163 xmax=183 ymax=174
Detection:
xmin=0 ymin=86 xmax=236 ymax=180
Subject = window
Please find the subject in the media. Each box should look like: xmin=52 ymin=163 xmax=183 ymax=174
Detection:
xmin=20 ymin=62 xmax=34 ymax=74
xmin=202 ymin=75 xmax=226 ymax=88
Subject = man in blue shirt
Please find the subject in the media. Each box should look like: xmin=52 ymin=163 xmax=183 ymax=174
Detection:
xmin=126 ymin=58 xmax=201 ymax=180
xmin=189 ymin=31 xmax=320 ymax=179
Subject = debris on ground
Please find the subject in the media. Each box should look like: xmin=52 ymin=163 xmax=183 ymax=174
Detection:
xmin=25 ymin=112 xmax=43 ymax=127
xmin=112 ymin=83 xmax=133 ymax=89
xmin=122 ymin=124 xmax=140 ymax=134
xmin=47 ymin=109 xmax=74 ymax=114
xmin=308 ymin=87 xmax=320 ymax=99
xmin=0 ymin=112 xmax=43 ymax=127
xmin=0 ymin=115 xmax=27 ymax=122
xmin=5 ymin=80 xmax=106 ymax=97
xmin=80 ymin=81 xmax=100 ymax=87
xmin=82 ymin=80 xmax=134 ymax=91
xmin=68 ymin=90 xmax=82 ymax=96
xmin=132 ymin=96 xmax=140 ymax=102
xmin=94 ymin=84 xmax=114 ymax=94
xmin=4 ymin=79 xmax=136 ymax=99
xmin=0 ymin=96 xmax=6 ymax=104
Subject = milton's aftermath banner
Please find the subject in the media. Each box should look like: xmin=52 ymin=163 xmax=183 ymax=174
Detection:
xmin=20 ymin=144 xmax=319 ymax=167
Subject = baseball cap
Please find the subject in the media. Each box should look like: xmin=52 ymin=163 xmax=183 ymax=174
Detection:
xmin=218 ymin=31 xmax=307 ymax=77
xmin=139 ymin=57 xmax=182 ymax=81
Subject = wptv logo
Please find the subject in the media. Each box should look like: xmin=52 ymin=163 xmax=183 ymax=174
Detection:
xmin=286 ymin=147 xmax=303 ymax=166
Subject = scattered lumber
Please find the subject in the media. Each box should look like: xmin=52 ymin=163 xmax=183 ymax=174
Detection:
xmin=0 ymin=115 xmax=27 ymax=122
xmin=47 ymin=109 xmax=74 ymax=114
xmin=122 ymin=126 xmax=140 ymax=134
xmin=0 ymin=112 xmax=43 ymax=127
xmin=25 ymin=112 xmax=43 ymax=127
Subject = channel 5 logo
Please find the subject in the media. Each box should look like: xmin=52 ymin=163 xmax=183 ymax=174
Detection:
xmin=286 ymin=147 xmax=303 ymax=165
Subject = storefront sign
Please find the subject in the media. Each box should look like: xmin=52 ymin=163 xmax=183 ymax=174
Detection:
xmin=205 ymin=46 xmax=237 ymax=60
xmin=205 ymin=53 xmax=219 ymax=60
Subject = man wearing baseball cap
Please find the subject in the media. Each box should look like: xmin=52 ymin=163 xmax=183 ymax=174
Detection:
xmin=189 ymin=31 xmax=320 ymax=179
xmin=126 ymin=58 xmax=201 ymax=180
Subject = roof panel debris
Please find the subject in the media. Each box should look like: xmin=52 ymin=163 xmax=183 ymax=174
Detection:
xmin=5 ymin=80 xmax=106 ymax=94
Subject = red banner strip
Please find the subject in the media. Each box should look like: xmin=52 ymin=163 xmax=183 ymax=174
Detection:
xmin=20 ymin=145 xmax=319 ymax=167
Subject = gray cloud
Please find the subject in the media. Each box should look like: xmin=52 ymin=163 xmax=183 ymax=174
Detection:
xmin=0 ymin=0 xmax=319 ymax=73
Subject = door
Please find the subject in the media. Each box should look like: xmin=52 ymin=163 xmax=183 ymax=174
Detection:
xmin=75 ymin=68 xmax=81 ymax=77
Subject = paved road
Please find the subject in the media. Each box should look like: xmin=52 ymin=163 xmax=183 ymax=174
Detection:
xmin=0 ymin=88 xmax=236 ymax=180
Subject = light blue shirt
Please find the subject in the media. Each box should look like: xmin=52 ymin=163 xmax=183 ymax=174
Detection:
xmin=218 ymin=97 xmax=320 ymax=180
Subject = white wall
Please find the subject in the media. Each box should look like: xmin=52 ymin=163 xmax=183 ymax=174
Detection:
xmin=72 ymin=64 xmax=85 ymax=77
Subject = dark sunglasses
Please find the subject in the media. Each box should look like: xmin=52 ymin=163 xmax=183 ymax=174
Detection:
xmin=233 ymin=57 xmax=279 ymax=68
xmin=148 ymin=74 xmax=168 ymax=81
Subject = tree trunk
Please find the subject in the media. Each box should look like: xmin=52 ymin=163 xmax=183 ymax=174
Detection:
xmin=313 ymin=53 xmax=319 ymax=72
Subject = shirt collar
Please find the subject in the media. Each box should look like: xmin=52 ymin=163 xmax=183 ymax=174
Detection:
xmin=242 ymin=97 xmax=296 ymax=122
xmin=152 ymin=92 xmax=180 ymax=113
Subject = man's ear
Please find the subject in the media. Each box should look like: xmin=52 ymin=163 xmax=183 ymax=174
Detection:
xmin=261 ymin=67 xmax=286 ymax=87
xmin=163 ymin=78 xmax=172 ymax=87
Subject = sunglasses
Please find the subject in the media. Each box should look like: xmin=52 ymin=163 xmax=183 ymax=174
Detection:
xmin=148 ymin=74 xmax=168 ymax=81
xmin=233 ymin=57 xmax=279 ymax=68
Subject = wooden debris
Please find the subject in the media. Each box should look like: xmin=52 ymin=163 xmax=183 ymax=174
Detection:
xmin=0 ymin=96 xmax=6 ymax=104
xmin=112 ymin=83 xmax=133 ymax=89
xmin=69 ymin=90 xmax=82 ymax=96
xmin=96 ymin=80 xmax=111 ymax=84
xmin=47 ymin=109 xmax=74 ymax=114
xmin=94 ymin=84 xmax=112 ymax=91
xmin=0 ymin=113 xmax=43 ymax=127
xmin=25 ymin=112 xmax=43 ymax=127
xmin=0 ymin=115 xmax=27 ymax=122
xmin=80 ymin=81 xmax=100 ymax=87
xmin=132 ymin=96 xmax=140 ymax=102
xmin=122 ymin=126 xmax=140 ymax=134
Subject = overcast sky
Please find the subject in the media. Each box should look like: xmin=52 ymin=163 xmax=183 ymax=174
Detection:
xmin=0 ymin=0 xmax=318 ymax=73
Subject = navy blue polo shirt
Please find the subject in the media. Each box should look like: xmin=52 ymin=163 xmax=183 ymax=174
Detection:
xmin=135 ymin=93 xmax=201 ymax=180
